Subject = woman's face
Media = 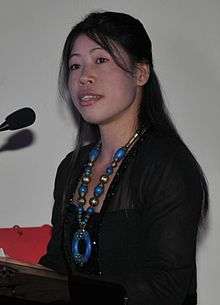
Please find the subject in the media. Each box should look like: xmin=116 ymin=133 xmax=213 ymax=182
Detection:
xmin=67 ymin=34 xmax=147 ymax=127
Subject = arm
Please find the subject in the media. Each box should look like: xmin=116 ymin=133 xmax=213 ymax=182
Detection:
xmin=38 ymin=154 xmax=72 ymax=274
xmin=123 ymin=147 xmax=202 ymax=305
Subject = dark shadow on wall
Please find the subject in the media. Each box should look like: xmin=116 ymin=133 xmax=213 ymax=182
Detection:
xmin=0 ymin=129 xmax=35 ymax=153
xmin=196 ymin=211 xmax=210 ymax=251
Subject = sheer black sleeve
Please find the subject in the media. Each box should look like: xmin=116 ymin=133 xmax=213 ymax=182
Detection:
xmin=120 ymin=141 xmax=202 ymax=305
xmin=38 ymin=153 xmax=73 ymax=274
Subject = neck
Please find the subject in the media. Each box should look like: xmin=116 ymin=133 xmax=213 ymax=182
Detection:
xmin=98 ymin=121 xmax=138 ymax=164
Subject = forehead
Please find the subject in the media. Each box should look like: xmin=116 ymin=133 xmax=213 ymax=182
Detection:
xmin=70 ymin=34 xmax=129 ymax=59
xmin=69 ymin=34 xmax=132 ymax=70
xmin=71 ymin=34 xmax=103 ymax=54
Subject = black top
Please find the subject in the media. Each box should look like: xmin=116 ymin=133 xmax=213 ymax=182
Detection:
xmin=39 ymin=129 xmax=202 ymax=305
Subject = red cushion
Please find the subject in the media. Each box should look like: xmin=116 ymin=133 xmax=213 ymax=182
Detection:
xmin=0 ymin=224 xmax=52 ymax=264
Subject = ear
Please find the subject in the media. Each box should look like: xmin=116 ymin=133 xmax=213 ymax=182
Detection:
xmin=135 ymin=63 xmax=150 ymax=86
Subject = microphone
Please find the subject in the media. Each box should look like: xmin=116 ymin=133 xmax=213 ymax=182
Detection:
xmin=0 ymin=108 xmax=36 ymax=132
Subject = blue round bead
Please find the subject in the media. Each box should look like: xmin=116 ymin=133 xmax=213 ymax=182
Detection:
xmin=79 ymin=185 xmax=88 ymax=195
xmin=84 ymin=166 xmax=92 ymax=176
xmin=94 ymin=185 xmax=104 ymax=197
xmin=87 ymin=207 xmax=94 ymax=215
xmin=106 ymin=166 xmax=113 ymax=175
xmin=77 ymin=206 xmax=84 ymax=214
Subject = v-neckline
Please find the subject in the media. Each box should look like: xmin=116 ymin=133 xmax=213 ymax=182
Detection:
xmin=70 ymin=129 xmax=148 ymax=217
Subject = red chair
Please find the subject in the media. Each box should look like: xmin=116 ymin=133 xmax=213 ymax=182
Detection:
xmin=0 ymin=224 xmax=52 ymax=264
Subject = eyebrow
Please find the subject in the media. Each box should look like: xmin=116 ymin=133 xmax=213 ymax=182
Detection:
xmin=69 ymin=46 xmax=104 ymax=59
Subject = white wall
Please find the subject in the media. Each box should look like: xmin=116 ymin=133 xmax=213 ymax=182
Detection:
xmin=0 ymin=1 xmax=219 ymax=304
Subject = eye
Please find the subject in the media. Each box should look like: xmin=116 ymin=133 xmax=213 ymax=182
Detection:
xmin=69 ymin=64 xmax=81 ymax=71
xmin=96 ymin=57 xmax=109 ymax=64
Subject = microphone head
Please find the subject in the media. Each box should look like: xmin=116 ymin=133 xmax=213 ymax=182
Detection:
xmin=5 ymin=107 xmax=36 ymax=130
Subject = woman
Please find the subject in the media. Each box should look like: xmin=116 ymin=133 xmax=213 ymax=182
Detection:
xmin=39 ymin=11 xmax=209 ymax=305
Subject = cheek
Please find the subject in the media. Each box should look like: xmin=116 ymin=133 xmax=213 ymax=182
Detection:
xmin=115 ymin=67 xmax=136 ymax=88
xmin=67 ymin=77 xmax=80 ymax=110
xmin=109 ymin=73 xmax=137 ymax=99
xmin=68 ymin=74 xmax=78 ymax=96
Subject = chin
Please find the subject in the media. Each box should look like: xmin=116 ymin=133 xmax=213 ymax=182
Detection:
xmin=82 ymin=115 xmax=104 ymax=125
xmin=81 ymin=107 xmax=127 ymax=126
xmin=82 ymin=114 xmax=113 ymax=126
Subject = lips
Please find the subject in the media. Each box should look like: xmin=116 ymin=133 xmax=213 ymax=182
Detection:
xmin=78 ymin=94 xmax=103 ymax=106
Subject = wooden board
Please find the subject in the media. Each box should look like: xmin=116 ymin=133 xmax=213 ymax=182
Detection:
xmin=0 ymin=257 xmax=69 ymax=303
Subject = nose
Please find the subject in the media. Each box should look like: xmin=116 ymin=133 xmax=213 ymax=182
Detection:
xmin=79 ymin=66 xmax=95 ymax=86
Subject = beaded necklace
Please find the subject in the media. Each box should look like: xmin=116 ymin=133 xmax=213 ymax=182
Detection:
xmin=71 ymin=128 xmax=145 ymax=267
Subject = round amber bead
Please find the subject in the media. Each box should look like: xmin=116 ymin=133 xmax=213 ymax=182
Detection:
xmin=82 ymin=176 xmax=91 ymax=184
xmin=78 ymin=197 xmax=86 ymax=205
xmin=89 ymin=197 xmax=99 ymax=207
xmin=112 ymin=161 xmax=117 ymax=167
xmin=100 ymin=175 xmax=109 ymax=184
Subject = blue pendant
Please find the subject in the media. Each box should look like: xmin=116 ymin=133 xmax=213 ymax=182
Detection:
xmin=71 ymin=229 xmax=92 ymax=266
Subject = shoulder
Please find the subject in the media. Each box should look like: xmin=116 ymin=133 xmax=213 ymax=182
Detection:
xmin=53 ymin=143 xmax=93 ymax=194
xmin=138 ymin=129 xmax=196 ymax=168
xmin=135 ymin=129 xmax=202 ymax=190
xmin=136 ymin=131 xmax=203 ymax=208
xmin=56 ymin=143 xmax=93 ymax=175
xmin=52 ymin=143 xmax=94 ymax=201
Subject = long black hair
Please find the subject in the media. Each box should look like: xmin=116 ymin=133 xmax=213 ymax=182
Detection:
xmin=58 ymin=11 xmax=208 ymax=222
